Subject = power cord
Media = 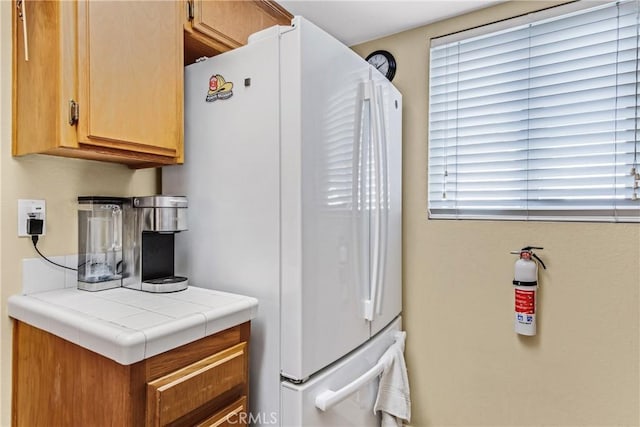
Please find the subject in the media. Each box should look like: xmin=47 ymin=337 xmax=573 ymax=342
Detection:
xmin=31 ymin=235 xmax=77 ymax=272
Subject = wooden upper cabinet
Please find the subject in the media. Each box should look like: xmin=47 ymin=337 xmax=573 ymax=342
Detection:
xmin=184 ymin=0 xmax=292 ymax=64
xmin=12 ymin=0 xmax=290 ymax=167
xmin=77 ymin=1 xmax=183 ymax=163
xmin=13 ymin=0 xmax=184 ymax=168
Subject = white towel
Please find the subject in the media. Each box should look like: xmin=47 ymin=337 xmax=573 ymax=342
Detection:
xmin=374 ymin=331 xmax=411 ymax=427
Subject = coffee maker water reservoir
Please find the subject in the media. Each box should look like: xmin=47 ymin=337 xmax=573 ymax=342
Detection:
xmin=77 ymin=197 xmax=126 ymax=291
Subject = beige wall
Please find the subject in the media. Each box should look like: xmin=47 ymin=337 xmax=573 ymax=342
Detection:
xmin=353 ymin=2 xmax=640 ymax=426
xmin=0 ymin=2 xmax=158 ymax=426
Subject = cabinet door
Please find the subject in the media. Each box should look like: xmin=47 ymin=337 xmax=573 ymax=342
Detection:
xmin=190 ymin=0 xmax=290 ymax=50
xmin=76 ymin=0 xmax=183 ymax=162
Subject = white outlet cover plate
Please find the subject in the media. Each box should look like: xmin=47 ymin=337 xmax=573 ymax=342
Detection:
xmin=18 ymin=199 xmax=46 ymax=237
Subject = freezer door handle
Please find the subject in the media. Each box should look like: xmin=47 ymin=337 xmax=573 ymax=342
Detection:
xmin=315 ymin=358 xmax=386 ymax=412
xmin=314 ymin=331 xmax=406 ymax=412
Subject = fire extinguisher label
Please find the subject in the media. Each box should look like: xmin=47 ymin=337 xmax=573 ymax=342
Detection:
xmin=515 ymin=289 xmax=535 ymax=314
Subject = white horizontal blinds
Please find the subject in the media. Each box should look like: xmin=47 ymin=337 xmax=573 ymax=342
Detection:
xmin=428 ymin=0 xmax=640 ymax=221
xmin=430 ymin=24 xmax=532 ymax=216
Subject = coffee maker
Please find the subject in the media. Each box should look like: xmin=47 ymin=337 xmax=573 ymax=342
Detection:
xmin=77 ymin=196 xmax=127 ymax=291
xmin=122 ymin=195 xmax=189 ymax=293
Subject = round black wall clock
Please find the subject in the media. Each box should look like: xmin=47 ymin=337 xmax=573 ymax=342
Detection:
xmin=365 ymin=50 xmax=397 ymax=81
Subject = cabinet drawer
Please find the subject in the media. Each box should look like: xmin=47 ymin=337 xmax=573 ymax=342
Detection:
xmin=196 ymin=396 xmax=247 ymax=427
xmin=147 ymin=342 xmax=248 ymax=426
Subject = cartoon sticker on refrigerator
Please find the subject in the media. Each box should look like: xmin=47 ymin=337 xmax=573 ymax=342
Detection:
xmin=206 ymin=74 xmax=233 ymax=102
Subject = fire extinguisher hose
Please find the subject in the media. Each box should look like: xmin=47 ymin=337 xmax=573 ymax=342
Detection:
xmin=531 ymin=253 xmax=547 ymax=269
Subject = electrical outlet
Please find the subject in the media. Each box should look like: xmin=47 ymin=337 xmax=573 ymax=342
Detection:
xmin=18 ymin=199 xmax=46 ymax=237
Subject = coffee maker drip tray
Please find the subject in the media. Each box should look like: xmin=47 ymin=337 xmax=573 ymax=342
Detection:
xmin=141 ymin=276 xmax=188 ymax=293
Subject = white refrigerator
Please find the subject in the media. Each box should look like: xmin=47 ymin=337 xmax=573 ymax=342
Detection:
xmin=163 ymin=16 xmax=403 ymax=426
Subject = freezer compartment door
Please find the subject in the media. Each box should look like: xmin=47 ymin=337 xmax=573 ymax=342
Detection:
xmin=281 ymin=316 xmax=402 ymax=427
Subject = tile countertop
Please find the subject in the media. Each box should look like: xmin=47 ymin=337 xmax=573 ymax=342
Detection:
xmin=8 ymin=286 xmax=258 ymax=365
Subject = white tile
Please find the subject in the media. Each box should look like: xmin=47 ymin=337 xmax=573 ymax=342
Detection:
xmin=97 ymin=289 xmax=176 ymax=310
xmin=8 ymin=295 xmax=80 ymax=344
xmin=113 ymin=311 xmax=174 ymax=330
xmin=56 ymin=297 xmax=143 ymax=321
xmin=89 ymin=287 xmax=134 ymax=301
xmin=149 ymin=301 xmax=212 ymax=318
xmin=64 ymin=254 xmax=79 ymax=288
xmin=205 ymin=310 xmax=251 ymax=337
xmin=111 ymin=331 xmax=148 ymax=365
xmin=204 ymin=300 xmax=258 ymax=336
xmin=143 ymin=314 xmax=207 ymax=358
xmin=33 ymin=291 xmax=89 ymax=306
xmin=166 ymin=286 xmax=244 ymax=307
xmin=22 ymin=257 xmax=66 ymax=294
xmin=76 ymin=319 xmax=145 ymax=365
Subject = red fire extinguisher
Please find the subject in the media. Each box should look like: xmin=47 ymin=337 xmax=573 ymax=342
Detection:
xmin=510 ymin=246 xmax=546 ymax=336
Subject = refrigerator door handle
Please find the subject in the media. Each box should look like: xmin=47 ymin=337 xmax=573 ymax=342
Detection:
xmin=374 ymin=84 xmax=389 ymax=316
xmin=314 ymin=331 xmax=406 ymax=412
xmin=359 ymin=81 xmax=375 ymax=322
xmin=367 ymin=82 xmax=387 ymax=321
xmin=354 ymin=82 xmax=364 ymax=319
xmin=364 ymin=80 xmax=381 ymax=322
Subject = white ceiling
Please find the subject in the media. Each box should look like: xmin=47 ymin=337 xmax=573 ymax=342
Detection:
xmin=276 ymin=0 xmax=506 ymax=46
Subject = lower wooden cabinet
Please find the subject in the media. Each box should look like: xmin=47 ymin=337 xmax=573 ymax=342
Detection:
xmin=12 ymin=321 xmax=250 ymax=427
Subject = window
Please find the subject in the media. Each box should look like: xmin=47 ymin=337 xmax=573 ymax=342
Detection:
xmin=428 ymin=0 xmax=640 ymax=222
